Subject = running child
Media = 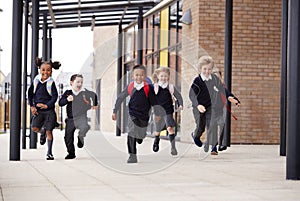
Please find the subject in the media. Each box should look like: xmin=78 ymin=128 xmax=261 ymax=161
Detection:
xmin=151 ymin=66 xmax=183 ymax=156
xmin=28 ymin=57 xmax=61 ymax=160
xmin=59 ymin=74 xmax=98 ymax=159
xmin=112 ymin=64 xmax=160 ymax=163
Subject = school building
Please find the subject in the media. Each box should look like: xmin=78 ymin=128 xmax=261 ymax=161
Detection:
xmin=93 ymin=0 xmax=282 ymax=144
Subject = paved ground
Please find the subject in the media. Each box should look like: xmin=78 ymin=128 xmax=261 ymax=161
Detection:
xmin=0 ymin=129 xmax=299 ymax=201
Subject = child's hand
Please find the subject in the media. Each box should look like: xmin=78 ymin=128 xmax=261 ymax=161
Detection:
xmin=197 ymin=105 xmax=206 ymax=113
xmin=31 ymin=106 xmax=38 ymax=116
xmin=112 ymin=113 xmax=117 ymax=121
xmin=178 ymin=106 xmax=183 ymax=110
xmin=228 ymin=96 xmax=241 ymax=107
xmin=36 ymin=103 xmax=48 ymax=109
xmin=67 ymin=95 xmax=74 ymax=102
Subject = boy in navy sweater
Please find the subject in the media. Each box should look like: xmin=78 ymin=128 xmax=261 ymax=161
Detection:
xmin=28 ymin=57 xmax=61 ymax=160
xmin=112 ymin=65 xmax=160 ymax=163
xmin=189 ymin=55 xmax=226 ymax=155
xmin=59 ymin=74 xmax=98 ymax=159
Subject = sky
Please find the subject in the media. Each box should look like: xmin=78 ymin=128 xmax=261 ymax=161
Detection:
xmin=0 ymin=2 xmax=93 ymax=78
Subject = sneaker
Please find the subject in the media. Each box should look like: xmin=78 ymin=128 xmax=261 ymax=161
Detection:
xmin=46 ymin=154 xmax=54 ymax=160
xmin=136 ymin=138 xmax=143 ymax=144
xmin=171 ymin=148 xmax=178 ymax=156
xmin=218 ymin=146 xmax=227 ymax=152
xmin=77 ymin=136 xmax=84 ymax=148
xmin=65 ymin=154 xmax=76 ymax=160
xmin=191 ymin=132 xmax=202 ymax=147
xmin=40 ymin=129 xmax=46 ymax=145
xmin=127 ymin=154 xmax=137 ymax=163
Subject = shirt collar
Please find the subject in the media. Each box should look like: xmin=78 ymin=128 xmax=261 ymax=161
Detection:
xmin=134 ymin=81 xmax=144 ymax=91
xmin=158 ymin=81 xmax=168 ymax=89
xmin=200 ymin=74 xmax=212 ymax=81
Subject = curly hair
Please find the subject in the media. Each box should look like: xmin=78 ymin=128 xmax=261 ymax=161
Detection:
xmin=35 ymin=57 xmax=61 ymax=70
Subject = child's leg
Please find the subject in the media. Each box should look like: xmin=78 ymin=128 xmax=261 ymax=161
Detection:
xmin=153 ymin=116 xmax=163 ymax=152
xmin=127 ymin=135 xmax=137 ymax=154
xmin=74 ymin=116 xmax=90 ymax=148
xmin=166 ymin=114 xmax=177 ymax=156
xmin=43 ymin=110 xmax=56 ymax=160
xmin=192 ymin=107 xmax=206 ymax=139
xmin=46 ymin=130 xmax=54 ymax=159
xmin=64 ymin=119 xmax=76 ymax=156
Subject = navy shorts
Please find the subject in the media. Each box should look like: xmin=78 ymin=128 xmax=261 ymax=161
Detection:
xmin=31 ymin=110 xmax=56 ymax=131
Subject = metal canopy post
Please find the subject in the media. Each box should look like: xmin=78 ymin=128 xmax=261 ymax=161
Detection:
xmin=280 ymin=0 xmax=288 ymax=156
xmin=22 ymin=0 xmax=29 ymax=149
xmin=116 ymin=24 xmax=123 ymax=136
xmin=9 ymin=0 xmax=23 ymax=161
xmin=47 ymin=28 xmax=52 ymax=60
xmin=42 ymin=12 xmax=48 ymax=61
xmin=137 ymin=6 xmax=143 ymax=65
xmin=224 ymin=0 xmax=233 ymax=147
xmin=286 ymin=0 xmax=300 ymax=180
xmin=29 ymin=0 xmax=39 ymax=149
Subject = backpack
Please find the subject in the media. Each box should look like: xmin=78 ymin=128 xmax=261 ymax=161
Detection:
xmin=127 ymin=81 xmax=150 ymax=98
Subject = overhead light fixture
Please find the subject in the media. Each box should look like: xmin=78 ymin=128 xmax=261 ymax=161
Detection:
xmin=180 ymin=8 xmax=192 ymax=25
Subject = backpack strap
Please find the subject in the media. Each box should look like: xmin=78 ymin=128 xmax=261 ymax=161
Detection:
xmin=168 ymin=84 xmax=174 ymax=96
xmin=127 ymin=82 xmax=134 ymax=97
xmin=143 ymin=82 xmax=149 ymax=98
xmin=33 ymin=75 xmax=53 ymax=96
xmin=127 ymin=81 xmax=149 ymax=98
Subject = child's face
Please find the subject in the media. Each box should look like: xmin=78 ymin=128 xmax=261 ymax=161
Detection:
xmin=39 ymin=63 xmax=52 ymax=81
xmin=133 ymin=69 xmax=145 ymax=84
xmin=158 ymin=71 xmax=169 ymax=84
xmin=200 ymin=63 xmax=213 ymax=78
xmin=70 ymin=77 xmax=83 ymax=92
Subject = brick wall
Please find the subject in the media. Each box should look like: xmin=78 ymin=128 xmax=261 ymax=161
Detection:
xmin=181 ymin=0 xmax=282 ymax=144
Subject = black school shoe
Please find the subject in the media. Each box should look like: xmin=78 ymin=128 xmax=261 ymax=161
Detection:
xmin=46 ymin=154 xmax=54 ymax=160
xmin=191 ymin=132 xmax=202 ymax=147
xmin=153 ymin=137 xmax=160 ymax=152
xmin=65 ymin=154 xmax=76 ymax=160
xmin=218 ymin=146 xmax=227 ymax=152
xmin=127 ymin=154 xmax=137 ymax=163
xmin=40 ymin=129 xmax=46 ymax=145
xmin=136 ymin=138 xmax=143 ymax=144
xmin=77 ymin=136 xmax=84 ymax=148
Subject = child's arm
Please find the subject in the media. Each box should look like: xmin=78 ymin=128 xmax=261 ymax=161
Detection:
xmin=27 ymin=83 xmax=34 ymax=107
xmin=90 ymin=91 xmax=99 ymax=109
xmin=112 ymin=87 xmax=128 ymax=121
xmin=189 ymin=78 xmax=206 ymax=113
xmin=43 ymin=83 xmax=58 ymax=109
xmin=173 ymin=87 xmax=183 ymax=109
xmin=189 ymin=78 xmax=200 ymax=107
xmin=224 ymin=87 xmax=241 ymax=107
xmin=59 ymin=90 xmax=71 ymax=107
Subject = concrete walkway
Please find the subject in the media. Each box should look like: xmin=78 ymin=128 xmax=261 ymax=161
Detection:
xmin=0 ymin=130 xmax=299 ymax=201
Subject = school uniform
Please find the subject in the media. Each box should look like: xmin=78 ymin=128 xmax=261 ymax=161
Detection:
xmin=153 ymin=82 xmax=183 ymax=132
xmin=189 ymin=73 xmax=225 ymax=149
xmin=113 ymin=81 xmax=159 ymax=155
xmin=59 ymin=89 xmax=98 ymax=156
xmin=28 ymin=75 xmax=58 ymax=131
